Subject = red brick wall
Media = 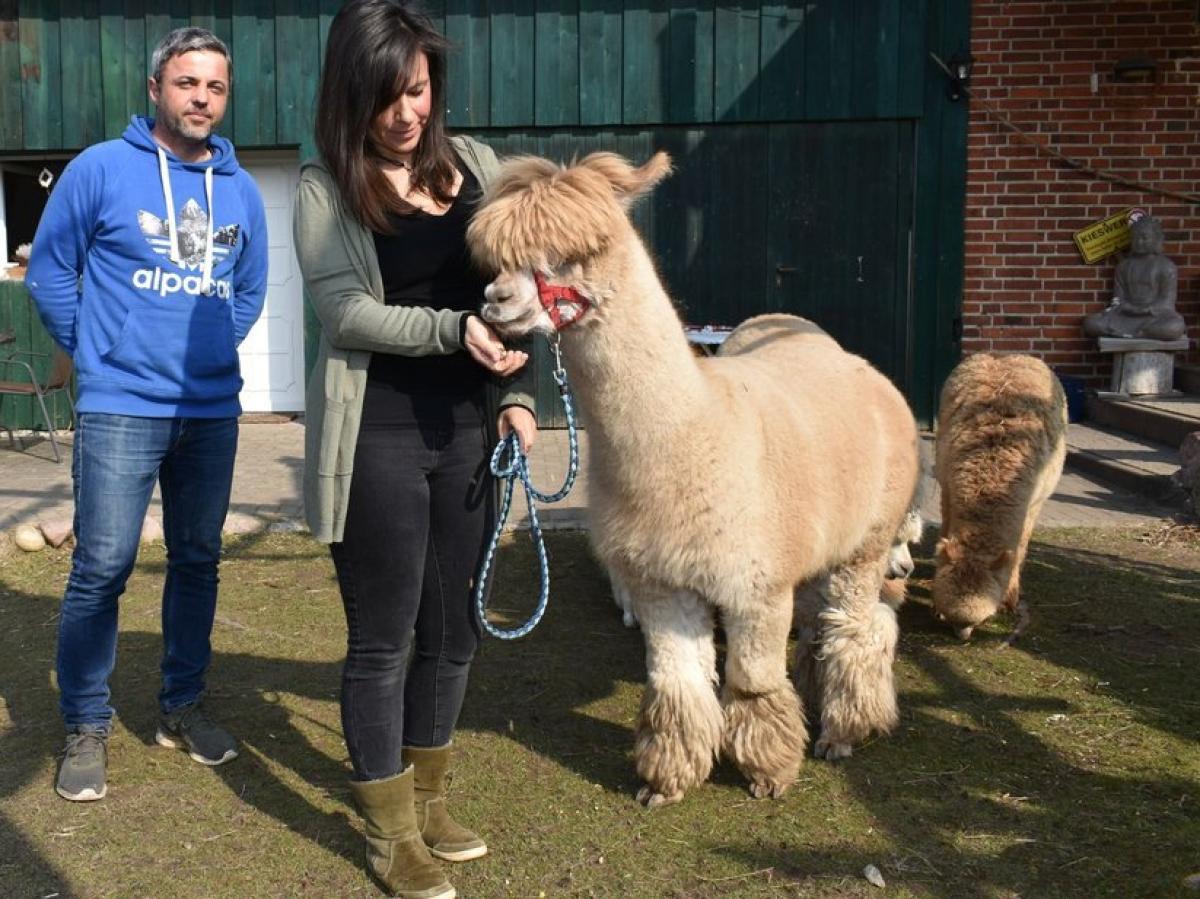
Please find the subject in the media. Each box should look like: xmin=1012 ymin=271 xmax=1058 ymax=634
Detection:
xmin=964 ymin=0 xmax=1200 ymax=384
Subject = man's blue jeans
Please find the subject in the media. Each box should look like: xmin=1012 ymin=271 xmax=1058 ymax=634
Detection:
xmin=57 ymin=413 xmax=238 ymax=731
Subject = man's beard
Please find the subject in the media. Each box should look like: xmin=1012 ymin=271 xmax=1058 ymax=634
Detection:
xmin=161 ymin=110 xmax=213 ymax=144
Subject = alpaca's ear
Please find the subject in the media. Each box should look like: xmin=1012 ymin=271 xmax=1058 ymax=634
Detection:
xmin=579 ymin=151 xmax=672 ymax=206
xmin=935 ymin=537 xmax=961 ymax=564
xmin=989 ymin=549 xmax=1013 ymax=571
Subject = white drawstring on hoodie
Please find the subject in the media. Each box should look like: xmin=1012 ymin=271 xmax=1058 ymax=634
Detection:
xmin=156 ymin=145 xmax=215 ymax=295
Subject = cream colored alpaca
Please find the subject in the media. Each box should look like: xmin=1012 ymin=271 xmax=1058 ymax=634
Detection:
xmin=466 ymin=152 xmax=920 ymax=805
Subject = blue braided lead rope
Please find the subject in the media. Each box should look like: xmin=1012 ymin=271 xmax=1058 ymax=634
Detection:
xmin=474 ymin=336 xmax=580 ymax=640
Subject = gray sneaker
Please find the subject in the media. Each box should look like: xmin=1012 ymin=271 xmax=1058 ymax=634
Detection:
xmin=56 ymin=728 xmax=108 ymax=801
xmin=155 ymin=702 xmax=238 ymax=766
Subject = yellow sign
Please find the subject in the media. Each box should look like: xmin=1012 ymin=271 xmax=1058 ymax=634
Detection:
xmin=1073 ymin=208 xmax=1145 ymax=264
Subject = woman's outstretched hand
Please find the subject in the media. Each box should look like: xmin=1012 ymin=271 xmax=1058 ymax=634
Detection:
xmin=464 ymin=314 xmax=528 ymax=377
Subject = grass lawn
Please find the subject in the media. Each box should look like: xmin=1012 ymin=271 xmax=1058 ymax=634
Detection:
xmin=1 ymin=527 xmax=1198 ymax=898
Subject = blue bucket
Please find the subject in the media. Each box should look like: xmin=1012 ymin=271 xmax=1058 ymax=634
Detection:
xmin=1056 ymin=373 xmax=1088 ymax=423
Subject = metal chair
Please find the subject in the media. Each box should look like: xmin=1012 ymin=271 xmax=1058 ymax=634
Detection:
xmin=0 ymin=345 xmax=75 ymax=462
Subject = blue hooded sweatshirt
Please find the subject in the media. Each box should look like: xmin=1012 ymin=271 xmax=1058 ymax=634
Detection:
xmin=27 ymin=116 xmax=269 ymax=417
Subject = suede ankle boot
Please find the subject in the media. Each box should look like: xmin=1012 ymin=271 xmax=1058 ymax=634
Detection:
xmin=349 ymin=767 xmax=456 ymax=899
xmin=403 ymin=744 xmax=488 ymax=862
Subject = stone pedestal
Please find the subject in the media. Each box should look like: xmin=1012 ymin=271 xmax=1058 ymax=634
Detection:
xmin=1097 ymin=337 xmax=1189 ymax=395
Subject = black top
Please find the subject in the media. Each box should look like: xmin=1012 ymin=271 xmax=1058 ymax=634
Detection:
xmin=362 ymin=162 xmax=490 ymax=428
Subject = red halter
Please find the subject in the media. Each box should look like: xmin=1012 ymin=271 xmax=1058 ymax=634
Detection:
xmin=534 ymin=272 xmax=591 ymax=330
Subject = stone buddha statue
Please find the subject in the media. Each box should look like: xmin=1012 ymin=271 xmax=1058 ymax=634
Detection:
xmin=1083 ymin=216 xmax=1185 ymax=340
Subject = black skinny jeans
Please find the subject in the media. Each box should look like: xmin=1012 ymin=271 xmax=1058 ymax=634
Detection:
xmin=330 ymin=420 xmax=493 ymax=782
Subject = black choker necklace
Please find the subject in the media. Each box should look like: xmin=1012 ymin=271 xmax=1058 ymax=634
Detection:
xmin=372 ymin=147 xmax=413 ymax=170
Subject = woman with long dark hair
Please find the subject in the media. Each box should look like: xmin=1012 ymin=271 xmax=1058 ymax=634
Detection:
xmin=294 ymin=2 xmax=536 ymax=896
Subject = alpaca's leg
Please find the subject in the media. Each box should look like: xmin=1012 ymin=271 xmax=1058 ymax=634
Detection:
xmin=722 ymin=591 xmax=807 ymax=799
xmin=814 ymin=555 xmax=900 ymax=761
xmin=609 ymin=569 xmax=638 ymax=628
xmin=632 ymin=588 xmax=723 ymax=808
xmin=1006 ymin=495 xmax=1046 ymax=610
xmin=791 ymin=575 xmax=830 ymax=720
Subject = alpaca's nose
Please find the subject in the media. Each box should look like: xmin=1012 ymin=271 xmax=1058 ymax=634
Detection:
xmin=483 ymin=280 xmax=512 ymax=304
xmin=886 ymin=547 xmax=915 ymax=579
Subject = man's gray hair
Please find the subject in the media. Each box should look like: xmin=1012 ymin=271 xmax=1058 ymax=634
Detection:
xmin=150 ymin=26 xmax=231 ymax=83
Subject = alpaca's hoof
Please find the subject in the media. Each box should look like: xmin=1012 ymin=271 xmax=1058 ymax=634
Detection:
xmin=748 ymin=776 xmax=791 ymax=799
xmin=636 ymin=784 xmax=682 ymax=808
xmin=814 ymin=738 xmax=853 ymax=761
xmin=622 ymin=610 xmax=638 ymax=628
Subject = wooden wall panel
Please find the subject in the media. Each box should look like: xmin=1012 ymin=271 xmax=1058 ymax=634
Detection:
xmin=757 ymin=2 xmax=803 ymax=121
xmin=578 ymin=0 xmax=621 ymax=126
xmin=445 ymin=0 xmax=490 ymax=129
xmin=61 ymin=0 xmax=105 ymax=148
xmin=896 ymin=0 xmax=928 ymax=118
xmin=274 ymin=0 xmax=318 ymax=148
xmin=714 ymin=2 xmax=759 ymax=121
xmin=231 ymin=0 xmax=275 ymax=146
xmin=622 ymin=0 xmax=668 ymax=124
xmin=99 ymin=0 xmax=137 ymax=140
xmin=19 ymin=0 xmax=62 ymax=150
xmin=489 ymin=0 xmax=535 ymax=127
xmin=666 ymin=1 xmax=713 ymax=123
xmin=0 ymin=0 xmax=22 ymax=149
xmin=534 ymin=0 xmax=579 ymax=127
xmin=851 ymin=0 xmax=901 ymax=119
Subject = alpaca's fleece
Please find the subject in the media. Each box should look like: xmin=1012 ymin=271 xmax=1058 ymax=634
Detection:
xmin=632 ymin=590 xmax=724 ymax=806
xmin=469 ymin=152 xmax=672 ymax=273
xmin=794 ymin=506 xmax=920 ymax=673
xmin=933 ymin=353 xmax=1067 ymax=638
xmin=814 ymin=600 xmax=900 ymax=757
xmin=721 ymin=684 xmax=807 ymax=798
xmin=467 ymin=151 xmax=920 ymax=802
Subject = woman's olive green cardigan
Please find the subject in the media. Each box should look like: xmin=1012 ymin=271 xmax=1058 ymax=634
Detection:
xmin=294 ymin=136 xmax=535 ymax=543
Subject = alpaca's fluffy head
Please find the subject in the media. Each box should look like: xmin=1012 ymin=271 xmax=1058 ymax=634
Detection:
xmin=466 ymin=151 xmax=672 ymax=336
xmin=931 ymin=536 xmax=1013 ymax=639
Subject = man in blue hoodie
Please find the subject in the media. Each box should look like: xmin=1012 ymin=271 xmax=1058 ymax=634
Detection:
xmin=27 ymin=26 xmax=268 ymax=802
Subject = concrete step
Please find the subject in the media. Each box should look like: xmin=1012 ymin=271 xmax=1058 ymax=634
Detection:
xmin=1085 ymin=391 xmax=1200 ymax=449
xmin=1065 ymin=422 xmax=1188 ymax=506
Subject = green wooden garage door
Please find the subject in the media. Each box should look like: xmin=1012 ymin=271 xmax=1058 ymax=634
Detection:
xmin=0 ymin=1 xmax=969 ymax=426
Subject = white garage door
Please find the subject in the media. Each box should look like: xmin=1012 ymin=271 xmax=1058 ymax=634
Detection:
xmin=238 ymin=161 xmax=305 ymax=413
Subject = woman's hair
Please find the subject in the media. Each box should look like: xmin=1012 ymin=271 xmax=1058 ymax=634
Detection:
xmin=315 ymin=0 xmax=457 ymax=232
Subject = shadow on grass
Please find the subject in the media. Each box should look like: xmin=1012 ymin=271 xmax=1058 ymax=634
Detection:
xmin=3 ymin=530 xmax=1198 ymax=897
xmin=1015 ymin=539 xmax=1200 ymax=745
xmin=0 ymin=528 xmax=361 ymax=888
xmin=713 ymin=535 xmax=1200 ymax=898
xmin=458 ymin=531 xmax=649 ymax=794
xmin=0 ymin=528 xmax=644 ymax=891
